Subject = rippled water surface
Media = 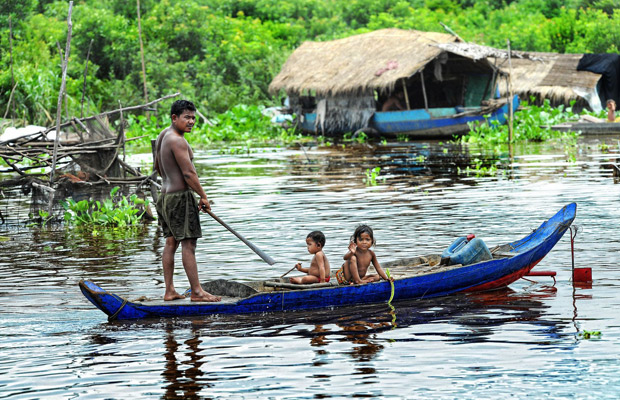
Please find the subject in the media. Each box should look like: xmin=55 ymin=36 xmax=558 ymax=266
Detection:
xmin=1 ymin=137 xmax=619 ymax=399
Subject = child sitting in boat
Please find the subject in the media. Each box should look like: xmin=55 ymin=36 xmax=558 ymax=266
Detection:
xmin=289 ymin=231 xmax=331 ymax=284
xmin=336 ymin=225 xmax=393 ymax=285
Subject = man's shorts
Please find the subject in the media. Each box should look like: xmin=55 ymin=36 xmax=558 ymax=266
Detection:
xmin=156 ymin=190 xmax=202 ymax=240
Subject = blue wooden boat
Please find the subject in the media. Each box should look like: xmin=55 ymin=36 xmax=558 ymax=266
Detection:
xmin=80 ymin=203 xmax=576 ymax=320
xmin=299 ymin=96 xmax=520 ymax=139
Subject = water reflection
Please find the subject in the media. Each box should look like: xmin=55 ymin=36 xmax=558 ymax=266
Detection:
xmin=162 ymin=324 xmax=208 ymax=400
xmin=451 ymin=287 xmax=562 ymax=343
xmin=118 ymin=285 xmax=569 ymax=391
xmin=571 ymin=283 xmax=593 ymax=336
xmin=1 ymin=136 xmax=619 ymax=398
xmin=337 ymin=319 xmax=390 ymax=366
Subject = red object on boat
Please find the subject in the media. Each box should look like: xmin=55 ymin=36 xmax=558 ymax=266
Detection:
xmin=466 ymin=234 xmax=476 ymax=241
xmin=573 ymin=267 xmax=592 ymax=282
xmin=525 ymin=270 xmax=557 ymax=284
xmin=526 ymin=271 xmax=556 ymax=277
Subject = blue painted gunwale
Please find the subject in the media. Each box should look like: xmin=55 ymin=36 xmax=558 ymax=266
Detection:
xmin=79 ymin=203 xmax=576 ymax=321
xmin=300 ymin=95 xmax=519 ymax=137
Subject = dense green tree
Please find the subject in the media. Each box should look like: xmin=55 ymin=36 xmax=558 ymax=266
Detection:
xmin=1 ymin=0 xmax=619 ymax=128
xmin=0 ymin=0 xmax=37 ymax=27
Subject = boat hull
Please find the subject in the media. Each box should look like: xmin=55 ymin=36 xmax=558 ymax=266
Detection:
xmin=300 ymin=95 xmax=520 ymax=138
xmin=79 ymin=203 xmax=576 ymax=320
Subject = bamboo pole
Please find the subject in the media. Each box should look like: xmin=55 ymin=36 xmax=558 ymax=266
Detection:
xmin=402 ymin=78 xmax=410 ymax=110
xmin=56 ymin=41 xmax=70 ymax=121
xmin=119 ymin=100 xmax=126 ymax=177
xmin=2 ymin=93 xmax=180 ymax=147
xmin=3 ymin=83 xmax=18 ymax=120
xmin=420 ymin=70 xmax=429 ymax=112
xmin=195 ymin=107 xmax=214 ymax=126
xmin=81 ymin=39 xmax=93 ymax=118
xmin=25 ymin=93 xmax=181 ymax=144
xmin=150 ymin=139 xmax=159 ymax=203
xmin=507 ymin=39 xmax=514 ymax=143
xmin=2 ymin=158 xmax=26 ymax=176
xmin=439 ymin=22 xmax=466 ymax=43
xmin=50 ymin=1 xmax=73 ymax=184
xmin=8 ymin=16 xmax=15 ymax=121
xmin=78 ymin=92 xmax=179 ymax=123
xmin=137 ymin=0 xmax=148 ymax=104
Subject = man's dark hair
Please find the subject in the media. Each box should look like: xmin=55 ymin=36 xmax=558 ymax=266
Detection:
xmin=171 ymin=100 xmax=196 ymax=117
xmin=307 ymin=231 xmax=326 ymax=248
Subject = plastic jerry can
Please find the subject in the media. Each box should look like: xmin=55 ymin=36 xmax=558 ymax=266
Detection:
xmin=441 ymin=234 xmax=492 ymax=266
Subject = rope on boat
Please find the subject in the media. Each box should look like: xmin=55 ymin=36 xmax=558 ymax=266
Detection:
xmin=108 ymin=299 xmax=128 ymax=321
xmin=386 ymin=268 xmax=395 ymax=306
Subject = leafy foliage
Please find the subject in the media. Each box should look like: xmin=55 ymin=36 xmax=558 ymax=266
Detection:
xmin=62 ymin=186 xmax=147 ymax=227
xmin=461 ymin=98 xmax=581 ymax=144
xmin=1 ymin=0 xmax=619 ymax=142
xmin=364 ymin=166 xmax=384 ymax=186
xmin=124 ymin=103 xmax=301 ymax=150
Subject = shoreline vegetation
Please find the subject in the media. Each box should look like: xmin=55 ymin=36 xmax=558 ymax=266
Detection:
xmin=1 ymin=0 xmax=618 ymax=154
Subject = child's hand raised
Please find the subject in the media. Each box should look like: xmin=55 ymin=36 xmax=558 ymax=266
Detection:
xmin=348 ymin=242 xmax=357 ymax=253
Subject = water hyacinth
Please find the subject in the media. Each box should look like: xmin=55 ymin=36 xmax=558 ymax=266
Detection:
xmin=62 ymin=186 xmax=147 ymax=227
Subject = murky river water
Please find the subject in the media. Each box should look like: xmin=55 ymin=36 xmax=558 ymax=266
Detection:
xmin=1 ymin=136 xmax=619 ymax=399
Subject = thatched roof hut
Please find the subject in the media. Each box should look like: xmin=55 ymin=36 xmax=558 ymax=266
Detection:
xmin=436 ymin=42 xmax=606 ymax=111
xmin=504 ymin=53 xmax=603 ymax=111
xmin=270 ymin=29 xmax=509 ymax=134
xmin=269 ymin=28 xmax=462 ymax=97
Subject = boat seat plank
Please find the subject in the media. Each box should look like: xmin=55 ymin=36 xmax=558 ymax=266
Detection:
xmin=264 ymin=281 xmax=337 ymax=290
xmin=492 ymin=251 xmax=516 ymax=258
xmin=136 ymin=295 xmax=241 ymax=306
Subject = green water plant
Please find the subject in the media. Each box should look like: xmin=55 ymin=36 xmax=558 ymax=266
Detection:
xmin=124 ymin=104 xmax=299 ymax=153
xmin=62 ymin=187 xmax=147 ymax=227
xmin=26 ymin=209 xmax=55 ymax=227
xmin=462 ymin=99 xmax=580 ymax=144
xmin=579 ymin=330 xmax=602 ymax=339
xmin=364 ymin=166 xmax=383 ymax=186
xmin=37 ymin=209 xmax=54 ymax=226
xmin=459 ymin=157 xmax=499 ymax=177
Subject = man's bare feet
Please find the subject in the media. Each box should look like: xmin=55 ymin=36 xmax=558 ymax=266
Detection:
xmin=164 ymin=291 xmax=186 ymax=301
xmin=191 ymin=290 xmax=221 ymax=302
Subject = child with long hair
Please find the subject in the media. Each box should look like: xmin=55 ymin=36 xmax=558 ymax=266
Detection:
xmin=335 ymin=225 xmax=393 ymax=285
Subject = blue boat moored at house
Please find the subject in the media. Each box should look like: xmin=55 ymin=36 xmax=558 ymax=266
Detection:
xmin=269 ymin=29 xmax=522 ymax=139
xmin=300 ymin=95 xmax=519 ymax=139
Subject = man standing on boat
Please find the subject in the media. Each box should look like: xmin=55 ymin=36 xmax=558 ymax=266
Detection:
xmin=153 ymin=99 xmax=221 ymax=302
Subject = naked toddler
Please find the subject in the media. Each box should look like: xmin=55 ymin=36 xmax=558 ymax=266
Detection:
xmin=290 ymin=231 xmax=331 ymax=284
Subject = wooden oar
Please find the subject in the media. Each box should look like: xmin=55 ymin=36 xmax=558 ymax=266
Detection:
xmin=280 ymin=264 xmax=298 ymax=278
xmin=206 ymin=209 xmax=276 ymax=265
